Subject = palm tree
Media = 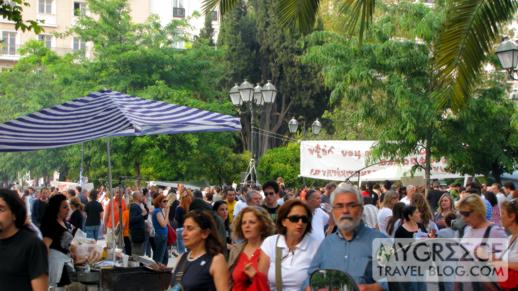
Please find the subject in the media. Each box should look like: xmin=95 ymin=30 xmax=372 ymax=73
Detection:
xmin=204 ymin=0 xmax=518 ymax=111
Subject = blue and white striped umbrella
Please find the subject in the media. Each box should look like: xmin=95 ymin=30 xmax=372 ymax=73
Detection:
xmin=0 ymin=90 xmax=241 ymax=152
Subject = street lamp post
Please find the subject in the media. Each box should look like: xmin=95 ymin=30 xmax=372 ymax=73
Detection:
xmin=496 ymin=37 xmax=518 ymax=80
xmin=230 ymin=79 xmax=277 ymax=186
xmin=287 ymin=117 xmax=321 ymax=186
xmin=496 ymin=37 xmax=518 ymax=104
xmin=288 ymin=117 xmax=322 ymax=137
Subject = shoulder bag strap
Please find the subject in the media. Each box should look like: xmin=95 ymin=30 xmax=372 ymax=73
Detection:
xmin=275 ymin=235 xmax=283 ymax=291
xmin=174 ymin=253 xmax=189 ymax=284
xmin=482 ymin=223 xmax=494 ymax=239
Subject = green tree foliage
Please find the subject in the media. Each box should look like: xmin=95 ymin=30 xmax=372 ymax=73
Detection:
xmin=198 ymin=12 xmax=216 ymax=46
xmin=257 ymin=142 xmax=301 ymax=187
xmin=439 ymin=79 xmax=518 ymax=180
xmin=218 ymin=0 xmax=329 ymax=159
xmin=303 ymin=2 xmax=518 ymax=185
xmin=0 ymin=0 xmax=42 ymax=32
xmin=206 ymin=0 xmax=518 ymax=112
xmin=0 ymin=0 xmax=247 ymax=186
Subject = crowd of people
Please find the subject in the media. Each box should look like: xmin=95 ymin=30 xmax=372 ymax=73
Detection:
xmin=1 ymin=178 xmax=517 ymax=291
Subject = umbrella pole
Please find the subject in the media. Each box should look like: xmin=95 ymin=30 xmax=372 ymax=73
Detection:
xmin=107 ymin=138 xmax=116 ymax=262
xmin=80 ymin=143 xmax=84 ymax=190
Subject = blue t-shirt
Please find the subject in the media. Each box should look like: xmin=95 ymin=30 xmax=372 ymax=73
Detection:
xmin=152 ymin=208 xmax=168 ymax=236
xmin=482 ymin=197 xmax=493 ymax=220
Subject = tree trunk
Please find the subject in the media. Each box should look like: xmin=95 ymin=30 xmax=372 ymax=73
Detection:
xmin=491 ymin=161 xmax=503 ymax=184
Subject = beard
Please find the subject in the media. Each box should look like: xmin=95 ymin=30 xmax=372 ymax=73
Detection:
xmin=335 ymin=215 xmax=361 ymax=232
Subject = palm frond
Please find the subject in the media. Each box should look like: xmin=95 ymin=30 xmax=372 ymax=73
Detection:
xmin=278 ymin=0 xmax=321 ymax=33
xmin=434 ymin=0 xmax=517 ymax=111
xmin=339 ymin=0 xmax=376 ymax=44
xmin=202 ymin=0 xmax=240 ymax=15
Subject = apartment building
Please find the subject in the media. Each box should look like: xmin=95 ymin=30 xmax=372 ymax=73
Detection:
xmin=0 ymin=0 xmax=220 ymax=69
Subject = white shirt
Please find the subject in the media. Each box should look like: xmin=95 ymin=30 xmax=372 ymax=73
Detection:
xmin=261 ymin=234 xmax=320 ymax=291
xmin=233 ymin=199 xmax=248 ymax=219
xmin=277 ymin=198 xmax=285 ymax=206
xmin=400 ymin=196 xmax=411 ymax=205
xmin=362 ymin=204 xmax=379 ymax=229
xmin=309 ymin=208 xmax=329 ymax=244
xmin=377 ymin=207 xmax=393 ymax=235
xmin=501 ymin=235 xmax=518 ymax=263
xmin=496 ymin=192 xmax=506 ymax=210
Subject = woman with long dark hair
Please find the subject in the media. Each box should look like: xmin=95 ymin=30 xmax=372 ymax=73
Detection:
xmin=386 ymin=202 xmax=405 ymax=237
xmin=212 ymin=200 xmax=231 ymax=245
xmin=41 ymin=194 xmax=75 ymax=287
xmin=171 ymin=210 xmax=229 ymax=291
xmin=260 ymin=199 xmax=320 ymax=291
xmin=395 ymin=205 xmax=427 ymax=239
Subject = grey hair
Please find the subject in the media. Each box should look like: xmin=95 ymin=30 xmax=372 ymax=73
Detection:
xmin=330 ymin=182 xmax=363 ymax=206
xmin=246 ymin=190 xmax=259 ymax=202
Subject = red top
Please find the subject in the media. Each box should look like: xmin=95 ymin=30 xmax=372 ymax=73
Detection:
xmin=232 ymin=248 xmax=268 ymax=291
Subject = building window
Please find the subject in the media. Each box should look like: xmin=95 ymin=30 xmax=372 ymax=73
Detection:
xmin=173 ymin=0 xmax=185 ymax=18
xmin=73 ymin=2 xmax=86 ymax=17
xmin=211 ymin=11 xmax=218 ymax=21
xmin=173 ymin=0 xmax=184 ymax=8
xmin=38 ymin=34 xmax=52 ymax=48
xmin=73 ymin=37 xmax=86 ymax=54
xmin=38 ymin=0 xmax=53 ymax=14
xmin=1 ymin=31 xmax=16 ymax=55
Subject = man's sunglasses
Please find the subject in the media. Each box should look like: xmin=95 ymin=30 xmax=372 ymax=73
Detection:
xmin=264 ymin=192 xmax=276 ymax=196
xmin=286 ymin=215 xmax=309 ymax=223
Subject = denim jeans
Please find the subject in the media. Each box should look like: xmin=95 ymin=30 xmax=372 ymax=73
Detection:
xmin=84 ymin=225 xmax=100 ymax=240
xmin=176 ymin=228 xmax=185 ymax=254
xmin=153 ymin=233 xmax=168 ymax=265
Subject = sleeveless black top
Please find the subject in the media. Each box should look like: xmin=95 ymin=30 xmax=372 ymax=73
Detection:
xmin=172 ymin=252 xmax=216 ymax=291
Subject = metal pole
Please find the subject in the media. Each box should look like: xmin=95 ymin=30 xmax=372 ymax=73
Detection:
xmin=249 ymin=102 xmax=255 ymax=184
xmin=80 ymin=142 xmax=84 ymax=190
xmin=107 ymin=138 xmax=116 ymax=261
xmin=250 ymin=102 xmax=254 ymax=160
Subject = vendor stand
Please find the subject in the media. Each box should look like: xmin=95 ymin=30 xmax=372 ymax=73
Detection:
xmin=0 ymin=90 xmax=241 ymax=290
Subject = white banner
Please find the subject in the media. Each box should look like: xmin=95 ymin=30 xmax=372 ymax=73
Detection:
xmin=300 ymin=140 xmax=459 ymax=181
xmin=50 ymin=181 xmax=94 ymax=192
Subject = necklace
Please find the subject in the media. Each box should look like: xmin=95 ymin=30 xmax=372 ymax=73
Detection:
xmin=187 ymin=251 xmax=206 ymax=262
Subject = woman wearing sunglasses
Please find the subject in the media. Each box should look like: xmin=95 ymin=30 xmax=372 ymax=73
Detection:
xmin=260 ymin=199 xmax=320 ymax=291
xmin=456 ymin=194 xmax=507 ymax=290
xmin=152 ymin=195 xmax=170 ymax=265
xmin=457 ymin=194 xmax=506 ymax=240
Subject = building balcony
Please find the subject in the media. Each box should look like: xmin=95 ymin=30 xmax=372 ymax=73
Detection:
xmin=0 ymin=45 xmax=21 ymax=61
xmin=36 ymin=14 xmax=58 ymax=27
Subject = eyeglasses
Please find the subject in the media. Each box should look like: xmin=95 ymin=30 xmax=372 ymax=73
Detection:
xmin=332 ymin=202 xmax=360 ymax=210
xmin=286 ymin=215 xmax=309 ymax=223
xmin=264 ymin=192 xmax=276 ymax=196
xmin=459 ymin=210 xmax=473 ymax=217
